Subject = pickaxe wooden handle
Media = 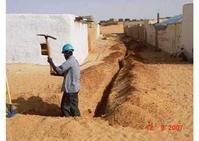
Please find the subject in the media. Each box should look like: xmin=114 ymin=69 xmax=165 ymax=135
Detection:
xmin=37 ymin=34 xmax=57 ymax=74
xmin=6 ymin=78 xmax=12 ymax=105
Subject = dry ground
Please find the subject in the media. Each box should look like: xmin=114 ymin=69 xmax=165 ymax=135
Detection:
xmin=7 ymin=34 xmax=192 ymax=141
xmin=100 ymin=22 xmax=124 ymax=34
xmin=105 ymin=38 xmax=193 ymax=140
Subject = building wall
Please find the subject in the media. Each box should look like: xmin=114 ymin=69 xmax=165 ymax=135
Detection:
xmin=96 ymin=24 xmax=100 ymax=39
xmin=124 ymin=21 xmax=183 ymax=55
xmin=158 ymin=23 xmax=182 ymax=54
xmin=144 ymin=24 xmax=156 ymax=46
xmin=7 ymin=14 xmax=88 ymax=65
xmin=124 ymin=21 xmax=144 ymax=37
xmin=124 ymin=21 xmax=147 ymax=43
xmin=123 ymin=3 xmax=193 ymax=61
xmin=182 ymin=3 xmax=193 ymax=60
xmin=87 ymin=22 xmax=98 ymax=52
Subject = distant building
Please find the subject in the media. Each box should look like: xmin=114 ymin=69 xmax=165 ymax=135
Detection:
xmin=118 ymin=18 xmax=123 ymax=22
xmin=125 ymin=18 xmax=130 ymax=21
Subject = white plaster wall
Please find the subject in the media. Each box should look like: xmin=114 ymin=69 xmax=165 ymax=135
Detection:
xmin=96 ymin=24 xmax=100 ymax=39
xmin=182 ymin=3 xmax=193 ymax=60
xmin=7 ymin=14 xmax=88 ymax=65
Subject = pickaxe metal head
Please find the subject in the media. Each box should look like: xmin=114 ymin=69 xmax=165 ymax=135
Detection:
xmin=37 ymin=34 xmax=57 ymax=40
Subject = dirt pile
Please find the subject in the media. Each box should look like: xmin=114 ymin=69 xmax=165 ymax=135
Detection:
xmin=104 ymin=40 xmax=193 ymax=140
xmin=78 ymin=38 xmax=126 ymax=117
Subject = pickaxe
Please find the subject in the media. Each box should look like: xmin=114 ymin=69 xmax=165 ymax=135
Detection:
xmin=37 ymin=34 xmax=57 ymax=74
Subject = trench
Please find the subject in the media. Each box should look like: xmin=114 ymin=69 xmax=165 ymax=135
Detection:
xmin=94 ymin=60 xmax=124 ymax=117
xmin=93 ymin=35 xmax=131 ymax=117
xmin=94 ymin=56 xmax=125 ymax=117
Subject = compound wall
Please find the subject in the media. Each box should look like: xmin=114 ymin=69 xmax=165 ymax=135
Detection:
xmin=144 ymin=23 xmax=156 ymax=46
xmin=158 ymin=23 xmax=182 ymax=54
xmin=124 ymin=21 xmax=146 ymax=42
xmin=7 ymin=14 xmax=88 ymax=65
xmin=181 ymin=3 xmax=193 ymax=60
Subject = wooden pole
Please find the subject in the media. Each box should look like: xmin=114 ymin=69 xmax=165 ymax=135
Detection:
xmin=155 ymin=13 xmax=160 ymax=50
xmin=6 ymin=78 xmax=12 ymax=105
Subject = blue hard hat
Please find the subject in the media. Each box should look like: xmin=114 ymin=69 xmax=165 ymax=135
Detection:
xmin=62 ymin=43 xmax=74 ymax=53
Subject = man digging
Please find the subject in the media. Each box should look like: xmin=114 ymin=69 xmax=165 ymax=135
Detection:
xmin=47 ymin=43 xmax=81 ymax=117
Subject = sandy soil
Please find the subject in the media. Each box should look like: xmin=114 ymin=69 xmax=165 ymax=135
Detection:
xmin=105 ymin=38 xmax=193 ymax=140
xmin=6 ymin=34 xmax=193 ymax=141
xmin=100 ymin=22 xmax=124 ymax=34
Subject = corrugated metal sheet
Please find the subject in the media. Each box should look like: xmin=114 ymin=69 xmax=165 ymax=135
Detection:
xmin=155 ymin=15 xmax=182 ymax=30
xmin=160 ymin=15 xmax=182 ymax=25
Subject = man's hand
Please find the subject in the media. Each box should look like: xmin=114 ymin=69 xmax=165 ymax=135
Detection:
xmin=47 ymin=57 xmax=62 ymax=76
xmin=47 ymin=57 xmax=53 ymax=64
xmin=50 ymin=71 xmax=57 ymax=75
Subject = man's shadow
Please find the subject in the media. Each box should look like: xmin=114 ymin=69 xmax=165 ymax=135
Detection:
xmin=12 ymin=96 xmax=61 ymax=117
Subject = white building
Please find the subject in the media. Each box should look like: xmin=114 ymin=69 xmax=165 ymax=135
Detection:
xmin=6 ymin=14 xmax=89 ymax=65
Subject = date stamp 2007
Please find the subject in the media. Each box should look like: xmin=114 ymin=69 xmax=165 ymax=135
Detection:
xmin=145 ymin=122 xmax=183 ymax=131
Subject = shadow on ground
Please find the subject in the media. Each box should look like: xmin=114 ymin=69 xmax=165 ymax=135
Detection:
xmin=12 ymin=96 xmax=61 ymax=117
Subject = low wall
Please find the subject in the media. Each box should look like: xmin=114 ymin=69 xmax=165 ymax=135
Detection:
xmin=125 ymin=22 xmax=182 ymax=54
xmin=6 ymin=14 xmax=89 ymax=65
xmin=145 ymin=24 xmax=156 ymax=46
xmin=124 ymin=21 xmax=145 ymax=42
xmin=124 ymin=3 xmax=193 ymax=61
xmin=158 ymin=23 xmax=182 ymax=54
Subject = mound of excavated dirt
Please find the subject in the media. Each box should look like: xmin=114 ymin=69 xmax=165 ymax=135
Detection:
xmin=104 ymin=41 xmax=193 ymax=140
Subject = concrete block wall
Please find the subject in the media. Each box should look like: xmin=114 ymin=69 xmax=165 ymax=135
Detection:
xmin=124 ymin=21 xmax=141 ymax=36
xmin=144 ymin=24 xmax=156 ymax=46
xmin=124 ymin=4 xmax=193 ymax=60
xmin=182 ymin=3 xmax=193 ymax=60
xmin=7 ymin=14 xmax=89 ymax=65
xmin=125 ymin=21 xmax=182 ymax=54
xmin=124 ymin=3 xmax=193 ymax=61
xmin=158 ymin=23 xmax=182 ymax=54
xmin=124 ymin=21 xmax=146 ymax=42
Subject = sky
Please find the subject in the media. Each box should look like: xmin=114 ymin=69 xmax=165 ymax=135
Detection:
xmin=6 ymin=0 xmax=193 ymax=21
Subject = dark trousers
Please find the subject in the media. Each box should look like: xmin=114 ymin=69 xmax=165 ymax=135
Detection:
xmin=61 ymin=91 xmax=80 ymax=117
